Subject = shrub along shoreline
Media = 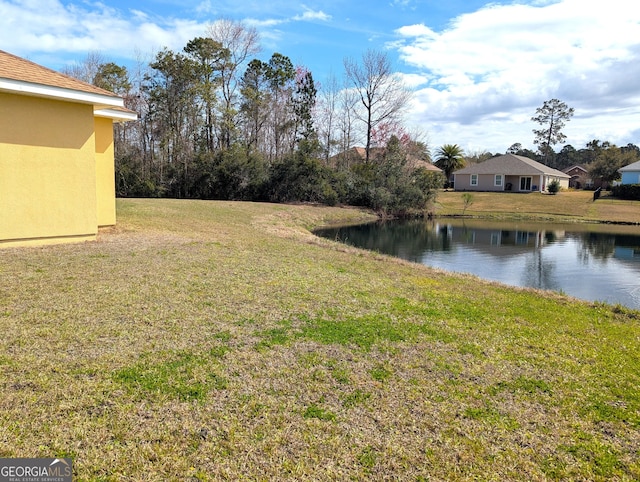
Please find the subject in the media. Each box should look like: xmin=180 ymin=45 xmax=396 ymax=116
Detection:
xmin=0 ymin=198 xmax=638 ymax=480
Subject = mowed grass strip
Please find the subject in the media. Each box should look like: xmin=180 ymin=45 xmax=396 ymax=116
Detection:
xmin=0 ymin=198 xmax=638 ymax=481
xmin=435 ymin=189 xmax=640 ymax=224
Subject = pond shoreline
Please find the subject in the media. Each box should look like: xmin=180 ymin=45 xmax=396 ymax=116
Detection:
xmin=437 ymin=213 xmax=640 ymax=226
xmin=315 ymin=217 xmax=640 ymax=309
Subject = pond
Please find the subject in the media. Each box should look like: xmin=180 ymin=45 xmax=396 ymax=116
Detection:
xmin=315 ymin=218 xmax=640 ymax=309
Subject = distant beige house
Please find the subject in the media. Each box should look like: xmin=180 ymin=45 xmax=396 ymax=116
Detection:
xmin=453 ymin=154 xmax=570 ymax=192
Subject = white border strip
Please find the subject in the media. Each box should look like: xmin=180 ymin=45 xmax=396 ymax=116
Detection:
xmin=0 ymin=77 xmax=124 ymax=108
xmin=94 ymin=108 xmax=138 ymax=121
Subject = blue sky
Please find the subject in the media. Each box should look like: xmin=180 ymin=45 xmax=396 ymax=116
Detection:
xmin=2 ymin=0 xmax=640 ymax=154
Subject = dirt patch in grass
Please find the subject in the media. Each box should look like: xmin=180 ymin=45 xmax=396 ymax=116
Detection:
xmin=1 ymin=199 xmax=638 ymax=480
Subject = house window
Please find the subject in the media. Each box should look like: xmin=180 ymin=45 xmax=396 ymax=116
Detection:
xmin=471 ymin=174 xmax=478 ymax=186
xmin=495 ymin=174 xmax=503 ymax=187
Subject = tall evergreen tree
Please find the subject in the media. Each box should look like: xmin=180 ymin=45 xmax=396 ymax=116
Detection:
xmin=183 ymin=37 xmax=230 ymax=152
xmin=239 ymin=59 xmax=270 ymax=151
xmin=532 ymin=99 xmax=574 ymax=165
xmin=144 ymin=48 xmax=200 ymax=197
xmin=266 ymin=53 xmax=296 ymax=161
xmin=292 ymin=67 xmax=318 ymax=147
xmin=206 ymin=19 xmax=261 ymax=150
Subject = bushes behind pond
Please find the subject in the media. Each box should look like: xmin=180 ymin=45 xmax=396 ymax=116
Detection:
xmin=612 ymin=184 xmax=640 ymax=200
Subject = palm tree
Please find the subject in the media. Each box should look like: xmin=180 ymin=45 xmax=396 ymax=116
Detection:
xmin=435 ymin=144 xmax=465 ymax=188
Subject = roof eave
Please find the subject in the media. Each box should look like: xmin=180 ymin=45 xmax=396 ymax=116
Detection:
xmin=94 ymin=108 xmax=138 ymax=122
xmin=0 ymin=77 xmax=123 ymax=109
xmin=619 ymin=162 xmax=640 ymax=172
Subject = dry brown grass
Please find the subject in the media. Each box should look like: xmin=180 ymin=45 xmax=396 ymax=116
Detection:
xmin=0 ymin=199 xmax=638 ymax=481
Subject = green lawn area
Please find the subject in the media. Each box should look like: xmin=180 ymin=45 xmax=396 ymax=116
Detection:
xmin=435 ymin=189 xmax=640 ymax=224
xmin=1 ymin=198 xmax=639 ymax=480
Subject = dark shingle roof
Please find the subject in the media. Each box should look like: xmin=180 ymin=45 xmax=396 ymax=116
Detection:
xmin=454 ymin=154 xmax=569 ymax=178
xmin=0 ymin=49 xmax=119 ymax=98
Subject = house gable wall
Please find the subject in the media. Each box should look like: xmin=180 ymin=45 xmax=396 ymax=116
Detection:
xmin=94 ymin=116 xmax=116 ymax=227
xmin=454 ymin=174 xmax=504 ymax=191
xmin=621 ymin=171 xmax=640 ymax=185
xmin=565 ymin=167 xmax=586 ymax=176
xmin=0 ymin=92 xmax=98 ymax=246
xmin=455 ymin=173 xmax=568 ymax=192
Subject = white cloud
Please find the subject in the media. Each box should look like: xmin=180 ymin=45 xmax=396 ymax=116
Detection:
xmin=245 ymin=6 xmax=332 ymax=51
xmin=194 ymin=0 xmax=215 ymax=16
xmin=293 ymin=7 xmax=331 ymax=22
xmin=393 ymin=0 xmax=640 ymax=152
xmin=247 ymin=6 xmax=331 ymax=27
xmin=0 ymin=0 xmax=207 ymax=61
xmin=390 ymin=0 xmax=415 ymax=9
xmin=0 ymin=0 xmax=329 ymax=63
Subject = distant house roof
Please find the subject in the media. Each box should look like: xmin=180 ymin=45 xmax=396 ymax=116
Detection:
xmin=619 ymin=160 xmax=640 ymax=172
xmin=0 ymin=49 xmax=136 ymax=121
xmin=330 ymin=146 xmax=442 ymax=172
xmin=407 ymin=157 xmax=443 ymax=172
xmin=563 ymin=164 xmax=588 ymax=174
xmin=454 ymin=154 xmax=570 ymax=178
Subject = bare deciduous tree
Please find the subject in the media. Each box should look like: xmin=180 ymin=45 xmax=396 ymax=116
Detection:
xmin=207 ymin=18 xmax=261 ymax=149
xmin=343 ymin=49 xmax=411 ymax=164
xmin=316 ymin=72 xmax=340 ymax=164
xmin=60 ymin=51 xmax=107 ymax=84
xmin=336 ymin=81 xmax=359 ymax=167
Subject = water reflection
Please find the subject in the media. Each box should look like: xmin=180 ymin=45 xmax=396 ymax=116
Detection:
xmin=315 ymin=219 xmax=640 ymax=309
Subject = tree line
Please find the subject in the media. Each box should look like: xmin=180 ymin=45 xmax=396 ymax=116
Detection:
xmin=64 ymin=20 xmax=441 ymax=216
xmin=68 ymin=30 xmax=636 ymax=205
xmin=507 ymin=139 xmax=640 ymax=186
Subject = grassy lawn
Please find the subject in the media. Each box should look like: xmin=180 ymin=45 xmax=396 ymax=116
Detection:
xmin=435 ymin=189 xmax=640 ymax=224
xmin=1 ymin=198 xmax=639 ymax=481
